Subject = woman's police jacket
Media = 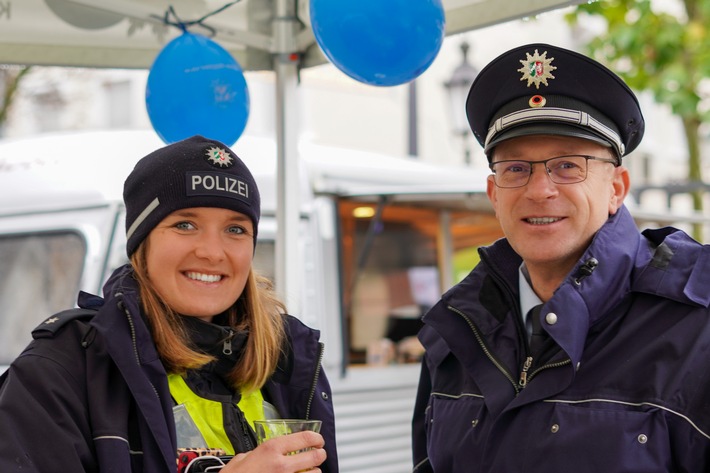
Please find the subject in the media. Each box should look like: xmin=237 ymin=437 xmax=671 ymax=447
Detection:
xmin=0 ymin=264 xmax=338 ymax=472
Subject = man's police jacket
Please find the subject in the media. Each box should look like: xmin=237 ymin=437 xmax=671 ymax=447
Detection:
xmin=0 ymin=264 xmax=338 ymax=473
xmin=412 ymin=205 xmax=710 ymax=472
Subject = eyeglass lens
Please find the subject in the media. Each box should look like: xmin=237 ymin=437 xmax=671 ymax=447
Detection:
xmin=491 ymin=155 xmax=591 ymax=188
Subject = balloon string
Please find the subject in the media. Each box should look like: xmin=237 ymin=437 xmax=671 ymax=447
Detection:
xmin=153 ymin=1 xmax=241 ymax=36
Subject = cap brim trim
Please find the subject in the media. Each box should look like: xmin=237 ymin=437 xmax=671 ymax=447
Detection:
xmin=485 ymin=107 xmax=624 ymax=155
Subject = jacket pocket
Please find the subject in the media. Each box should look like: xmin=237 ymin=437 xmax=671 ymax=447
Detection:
xmin=426 ymin=392 xmax=486 ymax=473
xmin=531 ymin=400 xmax=672 ymax=473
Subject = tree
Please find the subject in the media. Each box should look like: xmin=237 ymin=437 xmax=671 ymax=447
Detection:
xmin=567 ymin=0 xmax=710 ymax=240
xmin=0 ymin=65 xmax=32 ymax=129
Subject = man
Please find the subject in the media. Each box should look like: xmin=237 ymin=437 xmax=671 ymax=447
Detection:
xmin=412 ymin=43 xmax=710 ymax=472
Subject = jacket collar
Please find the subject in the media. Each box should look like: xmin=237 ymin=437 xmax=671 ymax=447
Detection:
xmin=424 ymin=206 xmax=644 ymax=380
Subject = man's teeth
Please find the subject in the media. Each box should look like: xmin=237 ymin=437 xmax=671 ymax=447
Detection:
xmin=527 ymin=217 xmax=561 ymax=225
xmin=186 ymin=272 xmax=222 ymax=282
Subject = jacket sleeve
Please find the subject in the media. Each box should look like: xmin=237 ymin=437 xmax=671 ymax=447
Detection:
xmin=412 ymin=359 xmax=433 ymax=473
xmin=0 ymin=329 xmax=96 ymax=472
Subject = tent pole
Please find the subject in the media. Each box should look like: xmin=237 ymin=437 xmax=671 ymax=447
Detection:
xmin=273 ymin=0 xmax=302 ymax=313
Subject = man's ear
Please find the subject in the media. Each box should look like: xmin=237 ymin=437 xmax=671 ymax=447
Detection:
xmin=609 ymin=165 xmax=630 ymax=215
xmin=486 ymin=175 xmax=499 ymax=217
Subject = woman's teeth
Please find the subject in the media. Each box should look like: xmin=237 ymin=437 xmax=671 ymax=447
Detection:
xmin=186 ymin=272 xmax=222 ymax=282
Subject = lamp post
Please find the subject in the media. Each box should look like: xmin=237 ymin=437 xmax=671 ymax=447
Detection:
xmin=444 ymin=41 xmax=478 ymax=165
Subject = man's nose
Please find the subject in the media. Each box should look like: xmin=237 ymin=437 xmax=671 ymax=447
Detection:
xmin=526 ymin=163 xmax=557 ymax=193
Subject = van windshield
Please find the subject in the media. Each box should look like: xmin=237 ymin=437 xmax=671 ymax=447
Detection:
xmin=0 ymin=232 xmax=85 ymax=365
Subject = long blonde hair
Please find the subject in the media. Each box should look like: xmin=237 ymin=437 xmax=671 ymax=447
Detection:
xmin=130 ymin=244 xmax=286 ymax=393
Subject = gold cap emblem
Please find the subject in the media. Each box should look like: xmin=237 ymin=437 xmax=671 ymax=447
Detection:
xmin=518 ymin=49 xmax=556 ymax=89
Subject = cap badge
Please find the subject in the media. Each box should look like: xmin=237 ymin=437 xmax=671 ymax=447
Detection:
xmin=529 ymin=95 xmax=546 ymax=108
xmin=518 ymin=49 xmax=556 ymax=89
xmin=205 ymin=146 xmax=235 ymax=168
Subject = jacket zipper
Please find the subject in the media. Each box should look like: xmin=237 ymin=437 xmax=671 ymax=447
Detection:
xmin=222 ymin=329 xmax=234 ymax=355
xmin=448 ymin=305 xmax=521 ymax=395
xmin=118 ymin=297 xmax=161 ymax=400
xmin=449 ymin=305 xmax=572 ymax=392
xmin=238 ymin=408 xmax=255 ymax=451
xmin=523 ymin=358 xmax=572 ymax=388
xmin=117 ymin=298 xmax=141 ymax=366
xmin=305 ymin=342 xmax=325 ymax=419
xmin=518 ymin=356 xmax=533 ymax=388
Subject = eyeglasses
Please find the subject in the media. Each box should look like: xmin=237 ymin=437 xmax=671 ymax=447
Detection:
xmin=489 ymin=155 xmax=618 ymax=189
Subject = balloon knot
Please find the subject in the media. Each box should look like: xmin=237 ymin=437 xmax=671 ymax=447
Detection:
xmin=152 ymin=2 xmax=241 ymax=37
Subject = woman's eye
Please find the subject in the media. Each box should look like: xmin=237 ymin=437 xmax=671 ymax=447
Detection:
xmin=228 ymin=225 xmax=246 ymax=235
xmin=175 ymin=221 xmax=195 ymax=231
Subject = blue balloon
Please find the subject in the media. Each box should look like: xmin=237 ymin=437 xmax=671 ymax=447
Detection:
xmin=310 ymin=0 xmax=445 ymax=86
xmin=146 ymin=32 xmax=249 ymax=146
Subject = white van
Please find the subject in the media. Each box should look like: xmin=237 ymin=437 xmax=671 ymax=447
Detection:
xmin=0 ymin=129 xmax=502 ymax=472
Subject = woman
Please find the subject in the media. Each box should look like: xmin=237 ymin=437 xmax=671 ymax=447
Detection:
xmin=0 ymin=135 xmax=337 ymax=473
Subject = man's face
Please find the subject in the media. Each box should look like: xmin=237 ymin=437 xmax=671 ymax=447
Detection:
xmin=486 ymin=134 xmax=629 ymax=277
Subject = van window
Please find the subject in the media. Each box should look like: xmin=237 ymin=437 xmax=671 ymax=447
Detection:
xmin=0 ymin=232 xmax=85 ymax=365
xmin=253 ymin=240 xmax=275 ymax=281
xmin=339 ymin=199 xmax=502 ymax=366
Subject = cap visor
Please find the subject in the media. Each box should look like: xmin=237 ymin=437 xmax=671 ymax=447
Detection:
xmin=485 ymin=123 xmax=613 ymax=155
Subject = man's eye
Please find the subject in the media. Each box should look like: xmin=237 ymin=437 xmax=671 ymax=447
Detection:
xmin=504 ymin=163 xmax=529 ymax=174
xmin=557 ymin=161 xmax=580 ymax=170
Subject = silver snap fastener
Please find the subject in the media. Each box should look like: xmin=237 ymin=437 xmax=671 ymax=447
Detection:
xmin=545 ymin=312 xmax=558 ymax=325
xmin=638 ymin=434 xmax=648 ymax=444
xmin=471 ymin=419 xmax=479 ymax=428
xmin=321 ymin=392 xmax=329 ymax=401
xmin=551 ymin=424 xmax=559 ymax=433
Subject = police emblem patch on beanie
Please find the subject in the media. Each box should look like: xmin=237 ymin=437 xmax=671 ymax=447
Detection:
xmin=205 ymin=146 xmax=235 ymax=168
xmin=517 ymin=49 xmax=556 ymax=89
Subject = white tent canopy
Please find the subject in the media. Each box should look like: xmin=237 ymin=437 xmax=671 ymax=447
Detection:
xmin=0 ymin=0 xmax=585 ymax=309
xmin=1 ymin=0 xmax=586 ymax=70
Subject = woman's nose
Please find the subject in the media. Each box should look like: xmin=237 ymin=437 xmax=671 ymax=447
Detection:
xmin=194 ymin=230 xmax=226 ymax=261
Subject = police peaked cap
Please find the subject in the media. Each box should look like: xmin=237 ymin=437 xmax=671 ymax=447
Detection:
xmin=466 ymin=43 xmax=645 ymax=160
xmin=123 ymin=135 xmax=260 ymax=256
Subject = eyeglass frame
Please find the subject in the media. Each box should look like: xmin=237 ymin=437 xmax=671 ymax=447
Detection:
xmin=488 ymin=154 xmax=619 ymax=189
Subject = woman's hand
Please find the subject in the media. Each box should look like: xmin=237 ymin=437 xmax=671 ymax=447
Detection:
xmin=221 ymin=431 xmax=327 ymax=472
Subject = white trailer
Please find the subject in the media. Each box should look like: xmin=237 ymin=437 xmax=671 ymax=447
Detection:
xmin=0 ymin=129 xmax=501 ymax=473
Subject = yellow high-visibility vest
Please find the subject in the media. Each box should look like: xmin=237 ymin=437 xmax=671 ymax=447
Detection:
xmin=168 ymin=373 xmax=265 ymax=454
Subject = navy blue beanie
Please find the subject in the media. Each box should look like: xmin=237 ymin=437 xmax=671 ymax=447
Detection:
xmin=123 ymin=135 xmax=260 ymax=256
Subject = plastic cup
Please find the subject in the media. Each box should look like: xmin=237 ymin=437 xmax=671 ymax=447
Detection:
xmin=253 ymin=419 xmax=322 ymax=445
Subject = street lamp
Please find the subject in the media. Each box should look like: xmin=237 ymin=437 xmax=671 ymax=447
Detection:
xmin=444 ymin=41 xmax=478 ymax=165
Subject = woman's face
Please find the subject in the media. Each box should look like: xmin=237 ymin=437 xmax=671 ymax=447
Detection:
xmin=145 ymin=207 xmax=254 ymax=322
